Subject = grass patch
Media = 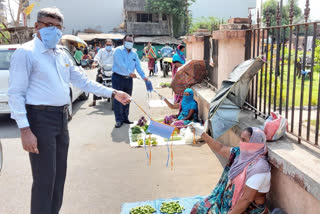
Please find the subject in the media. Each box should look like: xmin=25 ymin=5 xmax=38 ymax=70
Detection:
xmin=257 ymin=62 xmax=320 ymax=107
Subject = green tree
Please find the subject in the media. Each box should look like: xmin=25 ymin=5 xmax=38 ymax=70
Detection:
xmin=262 ymin=0 xmax=302 ymax=27
xmin=0 ymin=24 xmax=10 ymax=44
xmin=189 ymin=16 xmax=223 ymax=34
xmin=145 ymin=0 xmax=196 ymax=37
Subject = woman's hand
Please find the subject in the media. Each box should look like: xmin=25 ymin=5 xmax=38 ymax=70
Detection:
xmin=189 ymin=122 xmax=205 ymax=136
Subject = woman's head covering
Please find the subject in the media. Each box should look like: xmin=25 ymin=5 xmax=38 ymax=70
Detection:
xmin=174 ymin=44 xmax=186 ymax=64
xmin=228 ymin=127 xmax=270 ymax=181
xmin=228 ymin=128 xmax=270 ymax=208
xmin=179 ymin=88 xmax=197 ymax=118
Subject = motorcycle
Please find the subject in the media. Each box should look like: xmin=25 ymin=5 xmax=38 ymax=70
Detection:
xmin=99 ymin=65 xmax=113 ymax=110
xmin=158 ymin=50 xmax=174 ymax=77
xmin=80 ymin=59 xmax=93 ymax=69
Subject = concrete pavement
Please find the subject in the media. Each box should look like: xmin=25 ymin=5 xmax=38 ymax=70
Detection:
xmin=0 ymin=65 xmax=225 ymax=214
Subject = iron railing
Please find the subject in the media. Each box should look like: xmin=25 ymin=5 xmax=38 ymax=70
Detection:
xmin=245 ymin=0 xmax=320 ymax=148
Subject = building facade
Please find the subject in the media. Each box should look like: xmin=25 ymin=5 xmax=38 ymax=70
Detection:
xmin=124 ymin=0 xmax=173 ymax=36
xmin=27 ymin=0 xmax=123 ymax=34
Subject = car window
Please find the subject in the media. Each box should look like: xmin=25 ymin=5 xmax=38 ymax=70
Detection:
xmin=63 ymin=48 xmax=78 ymax=66
xmin=0 ymin=50 xmax=15 ymax=70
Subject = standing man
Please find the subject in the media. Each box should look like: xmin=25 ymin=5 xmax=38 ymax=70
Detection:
xmin=112 ymin=35 xmax=148 ymax=128
xmin=89 ymin=39 xmax=114 ymax=107
xmin=8 ymin=8 xmax=131 ymax=214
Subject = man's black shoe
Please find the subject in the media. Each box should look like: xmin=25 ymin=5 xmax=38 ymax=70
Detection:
xmin=123 ymin=120 xmax=134 ymax=124
xmin=115 ymin=122 xmax=123 ymax=128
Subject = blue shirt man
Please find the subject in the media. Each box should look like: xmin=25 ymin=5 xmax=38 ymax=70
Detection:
xmin=112 ymin=35 xmax=148 ymax=128
xmin=160 ymin=43 xmax=173 ymax=58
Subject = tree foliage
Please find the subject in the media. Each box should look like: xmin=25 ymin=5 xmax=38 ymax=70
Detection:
xmin=262 ymin=0 xmax=302 ymax=27
xmin=189 ymin=16 xmax=223 ymax=34
xmin=0 ymin=24 xmax=10 ymax=44
xmin=145 ymin=0 xmax=196 ymax=37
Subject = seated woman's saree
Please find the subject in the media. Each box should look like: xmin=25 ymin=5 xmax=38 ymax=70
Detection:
xmin=191 ymin=128 xmax=270 ymax=214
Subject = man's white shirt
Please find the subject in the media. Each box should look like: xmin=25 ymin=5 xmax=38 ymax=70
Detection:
xmin=94 ymin=48 xmax=114 ymax=70
xmin=8 ymin=37 xmax=114 ymax=128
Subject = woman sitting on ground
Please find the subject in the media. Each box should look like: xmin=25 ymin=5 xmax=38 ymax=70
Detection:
xmin=162 ymin=88 xmax=198 ymax=129
xmin=189 ymin=123 xmax=271 ymax=214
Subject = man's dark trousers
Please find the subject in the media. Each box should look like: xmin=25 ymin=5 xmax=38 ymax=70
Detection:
xmin=112 ymin=72 xmax=133 ymax=123
xmin=26 ymin=105 xmax=69 ymax=214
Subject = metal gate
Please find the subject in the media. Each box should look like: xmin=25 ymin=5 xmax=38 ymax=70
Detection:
xmin=245 ymin=0 xmax=320 ymax=148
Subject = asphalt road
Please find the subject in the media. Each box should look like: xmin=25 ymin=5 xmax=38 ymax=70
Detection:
xmin=0 ymin=64 xmax=225 ymax=214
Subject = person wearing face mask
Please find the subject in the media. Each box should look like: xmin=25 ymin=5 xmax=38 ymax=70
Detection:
xmin=8 ymin=8 xmax=131 ymax=214
xmin=89 ymin=39 xmax=115 ymax=107
xmin=189 ymin=124 xmax=271 ymax=214
xmin=112 ymin=35 xmax=149 ymax=128
xmin=161 ymin=88 xmax=198 ymax=129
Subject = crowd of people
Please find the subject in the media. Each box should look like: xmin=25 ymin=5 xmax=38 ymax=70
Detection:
xmin=7 ymin=6 xmax=273 ymax=214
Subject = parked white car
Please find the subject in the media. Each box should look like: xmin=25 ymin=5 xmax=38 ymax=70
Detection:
xmin=0 ymin=44 xmax=89 ymax=120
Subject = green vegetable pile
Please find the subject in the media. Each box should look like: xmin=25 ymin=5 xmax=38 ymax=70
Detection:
xmin=160 ymin=82 xmax=172 ymax=88
xmin=137 ymin=138 xmax=158 ymax=146
xmin=131 ymin=126 xmax=142 ymax=134
xmin=129 ymin=205 xmax=156 ymax=214
xmin=131 ymin=134 xmax=142 ymax=142
xmin=160 ymin=201 xmax=185 ymax=214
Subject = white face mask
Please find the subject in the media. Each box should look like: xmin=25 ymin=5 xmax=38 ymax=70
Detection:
xmin=106 ymin=45 xmax=112 ymax=51
xmin=124 ymin=41 xmax=133 ymax=50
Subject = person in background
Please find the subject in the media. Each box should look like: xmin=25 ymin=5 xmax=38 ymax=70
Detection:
xmin=159 ymin=43 xmax=173 ymax=70
xmin=145 ymin=42 xmax=157 ymax=76
xmin=8 ymin=7 xmax=131 ymax=214
xmin=189 ymin=124 xmax=271 ymax=214
xmin=74 ymin=46 xmax=83 ymax=63
xmin=172 ymin=44 xmax=186 ymax=103
xmin=95 ymin=44 xmax=101 ymax=56
xmin=161 ymin=88 xmax=198 ymax=129
xmin=112 ymin=35 xmax=149 ymax=128
xmin=81 ymin=48 xmax=92 ymax=60
xmin=89 ymin=39 xmax=114 ymax=107
xmin=142 ymin=43 xmax=147 ymax=61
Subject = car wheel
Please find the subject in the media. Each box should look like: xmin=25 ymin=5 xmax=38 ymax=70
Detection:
xmin=0 ymin=141 xmax=3 ymax=175
xmin=78 ymin=92 xmax=89 ymax=101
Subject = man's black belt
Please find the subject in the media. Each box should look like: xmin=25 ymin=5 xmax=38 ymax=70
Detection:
xmin=113 ymin=72 xmax=131 ymax=79
xmin=26 ymin=104 xmax=69 ymax=112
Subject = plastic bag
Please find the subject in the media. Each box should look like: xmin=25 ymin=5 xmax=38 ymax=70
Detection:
xmin=263 ymin=112 xmax=288 ymax=141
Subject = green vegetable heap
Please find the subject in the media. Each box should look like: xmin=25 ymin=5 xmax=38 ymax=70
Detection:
xmin=160 ymin=201 xmax=185 ymax=214
xmin=129 ymin=205 xmax=156 ymax=214
xmin=131 ymin=126 xmax=142 ymax=134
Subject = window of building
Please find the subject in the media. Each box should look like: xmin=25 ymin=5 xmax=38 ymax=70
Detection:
xmin=162 ymin=14 xmax=167 ymax=21
xmin=137 ymin=13 xmax=153 ymax=22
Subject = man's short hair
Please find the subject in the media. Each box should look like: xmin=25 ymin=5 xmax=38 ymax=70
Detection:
xmin=105 ymin=39 xmax=113 ymax=44
xmin=37 ymin=7 xmax=64 ymax=23
xmin=123 ymin=34 xmax=134 ymax=42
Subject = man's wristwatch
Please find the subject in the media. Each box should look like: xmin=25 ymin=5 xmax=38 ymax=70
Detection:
xmin=112 ymin=90 xmax=118 ymax=98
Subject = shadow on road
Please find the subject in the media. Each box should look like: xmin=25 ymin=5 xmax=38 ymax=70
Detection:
xmin=85 ymin=100 xmax=113 ymax=116
xmin=111 ymin=125 xmax=130 ymax=144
